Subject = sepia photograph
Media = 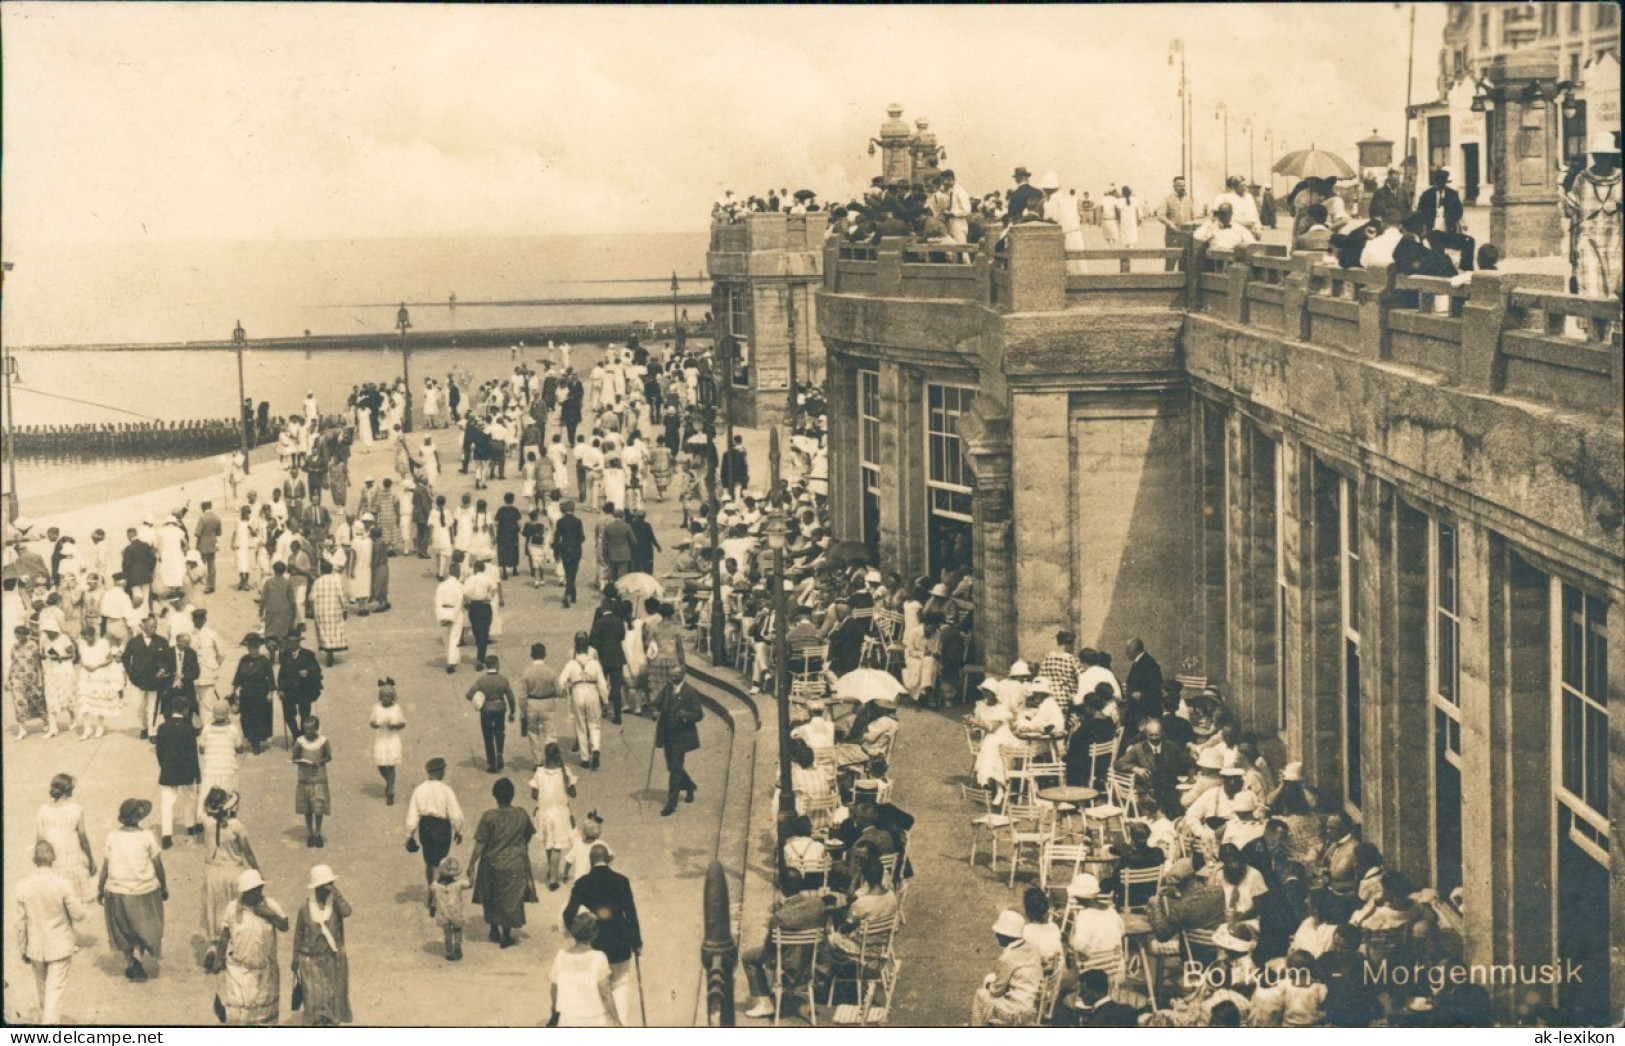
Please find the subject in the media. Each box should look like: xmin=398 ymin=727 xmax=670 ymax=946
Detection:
xmin=1 ymin=1 xmax=1620 ymax=1032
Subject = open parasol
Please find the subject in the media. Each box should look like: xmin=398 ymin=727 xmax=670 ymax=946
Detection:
xmin=1271 ymin=148 xmax=1356 ymax=180
xmin=613 ymin=572 xmax=665 ymax=604
xmin=833 ymin=668 xmax=907 ymax=704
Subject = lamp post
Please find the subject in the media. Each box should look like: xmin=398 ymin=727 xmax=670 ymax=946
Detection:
xmin=764 ymin=429 xmax=794 ymax=824
xmin=1243 ymin=117 xmax=1256 ymax=186
xmin=701 ymin=376 xmax=727 ymax=666
xmin=233 ymin=320 xmax=251 ymax=475
xmin=1169 ymin=40 xmax=1191 ymax=194
xmin=396 ymin=303 xmax=413 ymax=434
xmin=1265 ymin=128 xmax=1275 ymax=197
xmin=1 ymin=351 xmax=18 ymax=522
xmin=785 ymin=285 xmax=799 ymax=425
xmin=1215 ymin=102 xmax=1230 ymax=182
xmin=670 ymin=272 xmax=681 ymax=334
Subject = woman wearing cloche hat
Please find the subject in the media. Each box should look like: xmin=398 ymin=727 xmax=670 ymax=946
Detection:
xmin=212 ymin=868 xmax=289 ymax=1026
xmin=292 ymin=864 xmax=352 ymax=1026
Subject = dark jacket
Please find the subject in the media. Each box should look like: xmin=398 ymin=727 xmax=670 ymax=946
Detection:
xmin=563 ymin=865 xmax=642 ymax=964
xmin=600 ymin=518 xmax=635 ymax=565
xmin=1368 ymin=184 xmax=1411 ymax=225
xmin=155 ymin=718 xmax=201 ymax=787
xmin=589 ymin=611 xmax=628 ymax=670
xmin=122 ymin=539 xmax=158 ymax=588
xmin=1072 ymin=999 xmax=1141 ymax=1028
xmin=1415 ymin=185 xmax=1464 ymax=234
xmin=654 ymin=681 xmax=702 ymax=755
xmin=826 ymin=616 xmax=869 ymax=677
xmin=552 ymin=512 xmax=585 ymax=560
xmin=276 ymin=647 xmax=324 ymax=701
xmin=720 ymin=447 xmax=749 ymax=489
xmin=123 ymin=633 xmax=173 ymax=692
xmin=1123 ymin=652 xmax=1163 ymax=705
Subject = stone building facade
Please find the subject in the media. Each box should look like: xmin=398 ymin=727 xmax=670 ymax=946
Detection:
xmin=817 ymin=223 xmax=1624 ymax=1024
xmin=706 ymin=212 xmax=825 ymax=428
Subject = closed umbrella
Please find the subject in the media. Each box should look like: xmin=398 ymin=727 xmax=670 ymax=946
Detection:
xmin=833 ymin=668 xmax=907 ymax=704
xmin=1272 ymin=148 xmax=1356 ymax=180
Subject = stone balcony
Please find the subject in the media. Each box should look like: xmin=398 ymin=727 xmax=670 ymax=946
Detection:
xmin=707 ymin=212 xmax=827 ymax=281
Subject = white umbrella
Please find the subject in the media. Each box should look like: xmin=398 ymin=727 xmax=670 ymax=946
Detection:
xmin=614 ymin=572 xmax=664 ymax=604
xmin=833 ymin=668 xmax=906 ymax=704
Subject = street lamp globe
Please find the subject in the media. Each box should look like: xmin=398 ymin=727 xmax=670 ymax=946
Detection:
xmin=764 ymin=511 xmax=790 ymax=551
xmin=396 ymin=303 xmax=412 ymax=333
xmin=233 ymin=320 xmax=246 ymax=346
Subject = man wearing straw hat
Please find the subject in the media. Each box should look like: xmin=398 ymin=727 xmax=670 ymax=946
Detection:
xmin=971 ymin=909 xmax=1044 ymax=1026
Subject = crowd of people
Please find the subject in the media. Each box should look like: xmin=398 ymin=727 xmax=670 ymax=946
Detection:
xmin=11 ymin=416 xmax=287 ymax=461
xmin=1 ymin=329 xmax=765 ymax=1026
xmin=712 ymin=188 xmax=827 ymax=222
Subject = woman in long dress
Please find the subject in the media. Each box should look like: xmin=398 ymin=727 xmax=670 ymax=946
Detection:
xmin=308 ymin=564 xmax=348 ymax=667
xmin=1116 ymin=186 xmax=1141 ymax=248
xmin=75 ymin=625 xmax=124 ymax=739
xmin=200 ymin=788 xmax=259 ymax=964
xmin=11 ymin=625 xmax=46 ymax=739
xmin=602 ymin=454 xmax=627 ymax=513
xmin=368 ymin=527 xmax=391 ymax=612
xmin=377 ymin=479 xmax=404 ymax=555
xmin=37 ymin=773 xmax=96 ymax=902
xmin=213 ymin=871 xmax=287 ymax=1026
xmin=468 ymin=501 xmax=496 ymax=565
xmin=468 ymin=777 xmax=537 ymax=947
xmin=348 ymin=522 xmax=373 ymax=608
xmin=232 ymin=507 xmax=258 ymax=591
xmin=453 ymin=493 xmax=475 ymax=557
xmin=368 ymin=680 xmax=405 ymax=805
xmin=39 ymin=623 xmax=78 ymax=738
xmin=529 ymin=742 xmax=577 ymax=890
xmin=429 ymin=497 xmax=455 ymax=580
xmin=231 ymin=633 xmax=277 ymax=754
xmin=420 ymin=436 xmax=441 ymax=488
xmin=292 ymin=865 xmax=352 ymax=1026
xmin=99 ymin=797 xmax=167 ymax=981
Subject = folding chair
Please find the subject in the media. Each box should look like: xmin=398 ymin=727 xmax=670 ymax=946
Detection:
xmin=770 ymin=926 xmax=824 ymax=1027
xmin=824 ymin=913 xmax=899 ymax=1009
xmin=1075 ymin=945 xmax=1128 ymax=1001
xmin=1005 ymin=801 xmax=1057 ymax=887
xmin=963 ymin=720 xmax=985 ymax=759
xmin=802 ymin=792 xmax=841 ymax=839
xmin=1181 ymin=926 xmax=1222 ymax=983
xmin=1118 ymin=865 xmax=1163 ymax=914
xmin=1086 ymin=735 xmax=1120 ymax=790
xmin=1035 ymin=952 xmax=1067 ymax=1025
xmin=832 ymin=955 xmax=899 ymax=1026
xmin=962 ymin=783 xmax=1011 ymax=871
xmin=1105 ymin=768 xmax=1141 ymax=819
xmin=1083 ymin=805 xmax=1127 ymax=850
xmin=1039 ymin=840 xmax=1089 ymax=895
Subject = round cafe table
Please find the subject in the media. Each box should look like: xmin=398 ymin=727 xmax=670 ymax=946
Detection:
xmin=1036 ymin=785 xmax=1098 ymax=839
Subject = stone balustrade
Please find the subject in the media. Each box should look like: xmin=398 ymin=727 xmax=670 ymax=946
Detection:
xmin=824 ymin=223 xmax=1623 ymax=419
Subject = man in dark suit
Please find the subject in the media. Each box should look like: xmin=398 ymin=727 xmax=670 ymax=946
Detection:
xmin=600 ymin=509 xmax=635 ymax=583
xmin=653 ymin=668 xmax=702 ymax=816
xmin=1367 ymin=169 xmax=1411 ymax=225
xmin=719 ymin=436 xmax=749 ymax=499
xmin=628 ymin=510 xmax=660 ymax=575
xmin=1115 ymin=717 xmax=1192 ymax=815
xmin=1066 ymin=969 xmax=1139 ymax=1027
xmin=274 ymin=626 xmax=324 ymax=741
xmin=1123 ymin=638 xmax=1162 ymax=712
xmin=551 ymin=500 xmax=586 ymax=608
xmin=589 ymin=599 xmax=629 ymax=725
xmin=162 ymin=630 xmax=202 ymax=725
xmin=121 ymin=528 xmax=158 ymax=608
xmin=563 ymin=844 xmax=644 ymax=1024
xmin=1415 ymin=168 xmax=1474 ymax=271
xmin=1005 ymin=167 xmax=1043 ymax=225
xmin=122 ymin=615 xmax=172 ymax=739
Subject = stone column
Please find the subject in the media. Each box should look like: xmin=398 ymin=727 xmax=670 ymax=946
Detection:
xmin=878 ymin=362 xmax=926 ymax=583
xmin=1194 ymin=399 xmax=1229 ymax=688
xmin=963 ymin=411 xmax=1014 ymax=672
xmin=1011 ymin=390 xmax=1071 ymax=657
xmin=1001 ymin=224 xmax=1067 ymax=313
xmin=1278 ymin=435 xmax=1308 ymax=760
xmin=823 ymin=353 xmax=862 ymax=543
xmin=1485 ymin=51 xmax=1564 ymax=258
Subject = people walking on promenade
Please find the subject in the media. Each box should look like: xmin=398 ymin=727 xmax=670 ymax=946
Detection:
xmin=98 ymin=798 xmax=167 ymax=983
xmin=210 ymin=868 xmax=288 ymax=1026
xmin=292 ymin=717 xmax=332 ymax=848
xmin=468 ymin=777 xmax=536 ymax=949
xmin=558 ymin=632 xmax=610 ymax=770
xmin=406 ymin=757 xmax=465 ymax=909
xmin=17 ymin=839 xmax=89 ymax=1024
xmin=466 ymin=656 xmax=516 ymax=773
xmin=562 ymin=843 xmax=642 ymax=1024
xmin=654 ymin=667 xmax=701 ymax=817
xmin=229 ymin=633 xmax=276 ymax=753
xmin=291 ymin=864 xmax=352 ymax=1026
xmin=369 ymin=679 xmax=406 ymax=804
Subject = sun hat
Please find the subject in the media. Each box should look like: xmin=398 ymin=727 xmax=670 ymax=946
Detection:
xmin=1196 ymin=749 xmax=1225 ymax=771
xmin=307 ymin=864 xmax=337 ymax=890
xmin=1066 ymin=874 xmax=1102 ymax=900
xmin=1008 ymin=660 xmax=1032 ymax=678
xmin=930 ymin=583 xmax=949 ymax=597
xmin=992 ymin=909 xmax=1028 ymax=937
xmin=119 ymin=798 xmax=153 ymax=825
xmin=235 ymin=869 xmax=267 ymax=894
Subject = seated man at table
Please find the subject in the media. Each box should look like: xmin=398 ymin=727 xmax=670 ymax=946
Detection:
xmin=790 ymin=699 xmax=836 ymax=752
xmin=741 ymin=868 xmax=830 ymax=1019
xmin=1185 ymin=765 xmax=1258 ymax=846
xmin=1116 ymin=718 xmax=1193 ymax=816
xmin=1106 ymin=821 xmax=1166 ymax=908
xmin=1147 ymin=858 xmax=1225 ymax=944
xmin=782 ymin=814 xmax=829 ymax=885
xmin=971 ymin=909 xmax=1045 ymax=1027
xmin=788 ymin=741 xmax=835 ymax=814
xmin=1064 ymin=692 xmax=1119 ymax=788
xmin=1014 ymin=679 xmax=1065 ymax=737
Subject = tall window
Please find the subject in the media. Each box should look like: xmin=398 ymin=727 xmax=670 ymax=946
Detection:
xmin=1340 ymin=476 xmax=1363 ymax=814
xmin=1556 ymin=581 xmax=1609 ymax=854
xmin=1569 ymin=1 xmax=1582 ymax=31
xmin=859 ymin=370 xmax=882 ymax=552
xmin=1427 ymin=117 xmax=1452 ymax=177
xmin=1595 ymin=3 xmax=1617 ymax=28
xmin=1480 ymin=10 xmax=1490 ymax=46
xmin=1542 ymin=2 xmax=1559 ymax=35
xmin=727 ymin=292 xmax=750 ymax=387
xmin=926 ymin=384 xmax=976 ymax=576
xmin=1429 ymin=519 xmax=1464 ymax=900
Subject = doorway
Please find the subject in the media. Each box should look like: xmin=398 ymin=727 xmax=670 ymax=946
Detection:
xmin=1461 ymin=144 xmax=1480 ymax=205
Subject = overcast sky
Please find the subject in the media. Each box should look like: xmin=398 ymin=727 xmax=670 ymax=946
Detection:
xmin=2 ymin=2 xmax=1444 ymax=247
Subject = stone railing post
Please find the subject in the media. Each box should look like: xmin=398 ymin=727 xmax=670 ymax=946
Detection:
xmin=876 ymin=238 xmax=904 ymax=296
xmin=1355 ymin=263 xmax=1396 ymax=361
xmin=972 ymin=239 xmax=995 ymax=306
xmin=1459 ymin=271 xmax=1513 ymax=392
xmin=1001 ymin=223 xmax=1066 ymax=312
xmin=1282 ymin=254 xmax=1314 ymax=341
xmin=823 ymin=241 xmax=840 ymax=292
xmin=1183 ymin=236 xmax=1202 ymax=310
xmin=1225 ymin=245 xmax=1254 ymax=325
xmin=747 ymin=211 xmax=787 ymax=252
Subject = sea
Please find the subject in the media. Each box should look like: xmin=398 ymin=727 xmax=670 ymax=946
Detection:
xmin=3 ymin=231 xmax=710 ymax=499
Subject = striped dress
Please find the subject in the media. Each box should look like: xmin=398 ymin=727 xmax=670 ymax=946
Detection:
xmin=377 ymin=491 xmax=404 ymax=554
xmin=309 ymin=574 xmax=349 ymax=653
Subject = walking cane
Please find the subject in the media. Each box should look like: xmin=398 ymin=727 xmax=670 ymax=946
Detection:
xmin=634 ymin=950 xmax=650 ymax=1027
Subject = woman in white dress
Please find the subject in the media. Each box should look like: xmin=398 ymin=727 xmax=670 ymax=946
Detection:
xmin=453 ymin=494 xmax=476 ymax=557
xmin=233 ymin=507 xmax=259 ymax=591
xmin=420 ymin=436 xmax=441 ymax=489
xmin=548 ymin=436 xmax=572 ymax=494
xmin=1116 ymin=186 xmax=1141 ymax=248
xmin=348 ymin=523 xmax=373 ymax=608
xmin=369 ymin=681 xmax=406 ymax=805
xmin=601 ymin=454 xmax=627 ymax=514
xmin=429 ymin=496 xmax=455 ymax=580
xmin=468 ymin=501 xmax=496 ymax=565
xmin=37 ymin=773 xmax=96 ymax=902
xmin=529 ymin=742 xmax=577 ymax=890
xmin=75 ymin=626 xmax=124 ymax=739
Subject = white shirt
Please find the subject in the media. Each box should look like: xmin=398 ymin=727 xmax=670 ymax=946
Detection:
xmin=1361 ymin=227 xmax=1404 ymax=268
xmin=434 ymin=576 xmax=464 ymax=623
xmin=1068 ymin=905 xmax=1126 ymax=956
xmin=405 ymin=779 xmax=465 ymax=834
xmin=1212 ymin=190 xmax=1261 ymax=231
xmin=1194 ymin=220 xmax=1258 ymax=250
xmin=1076 ymin=665 xmax=1121 ymax=701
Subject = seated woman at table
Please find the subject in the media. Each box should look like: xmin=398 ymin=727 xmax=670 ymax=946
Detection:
xmin=790 ymin=701 xmax=836 ymax=752
xmin=788 ymin=740 xmax=835 ymax=815
xmin=1014 ymin=679 xmax=1065 ymax=737
xmin=975 ymin=718 xmax=1019 ymax=807
xmin=969 ymin=677 xmax=1012 ymax=732
xmin=825 ymin=857 xmax=898 ymax=966
xmin=1064 ymin=692 xmax=1119 ymax=787
xmin=829 ymin=695 xmax=898 ymax=768
xmin=1066 ymin=873 xmax=1126 ymax=958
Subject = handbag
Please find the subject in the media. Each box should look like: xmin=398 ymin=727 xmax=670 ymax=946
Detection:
xmin=405 ymin=834 xmax=420 ymax=854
